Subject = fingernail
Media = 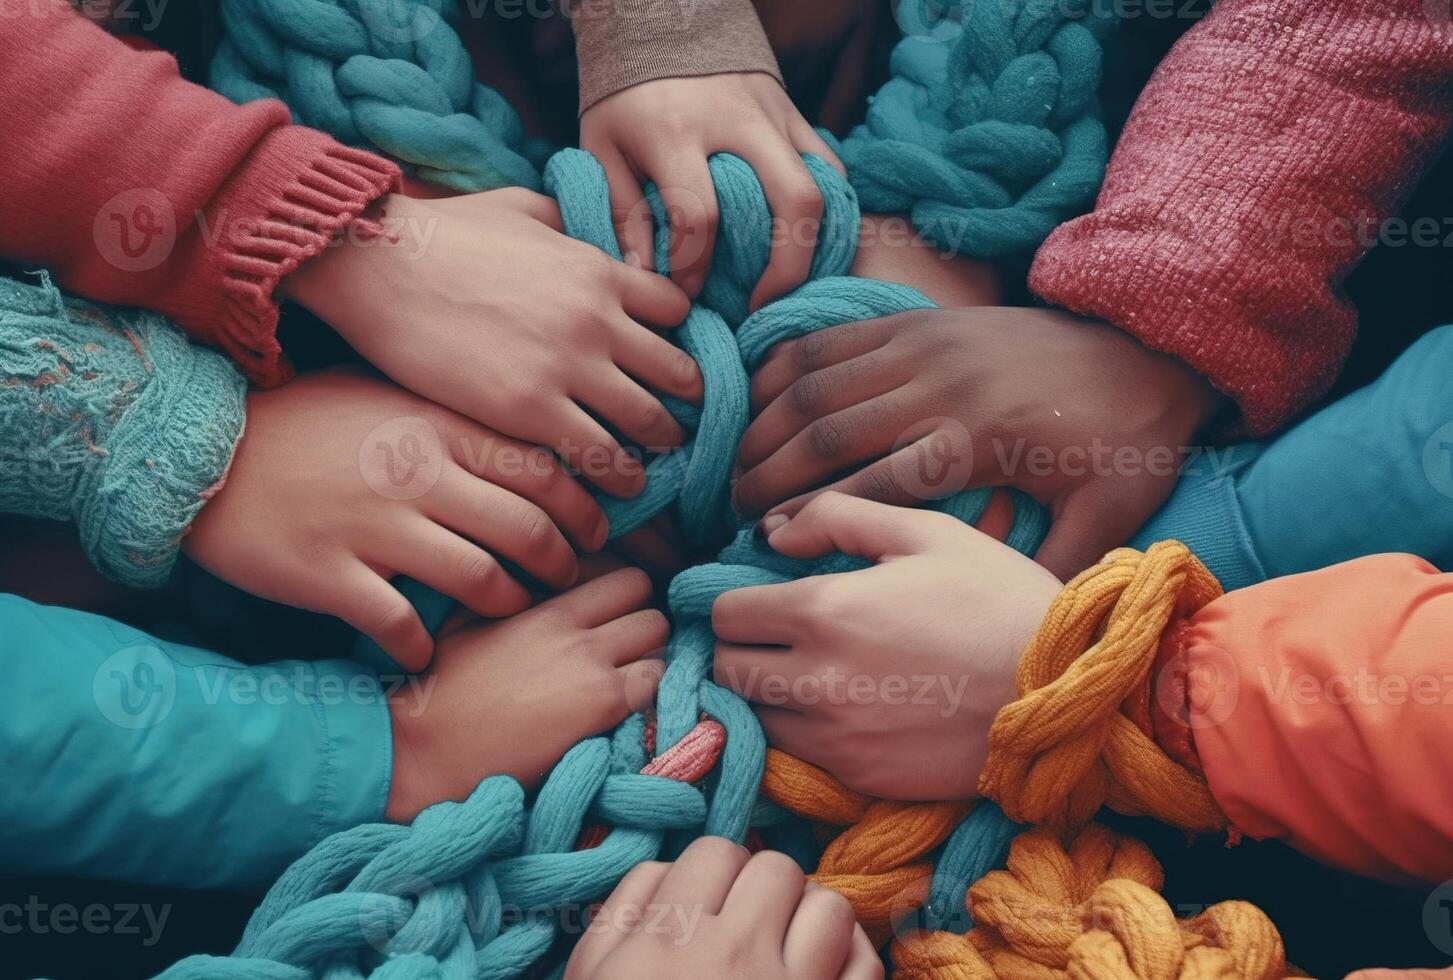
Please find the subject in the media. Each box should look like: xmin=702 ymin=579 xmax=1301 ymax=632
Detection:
xmin=623 ymin=249 xmax=642 ymax=269
xmin=760 ymin=513 xmax=789 ymax=536
xmin=682 ymin=272 xmax=704 ymax=296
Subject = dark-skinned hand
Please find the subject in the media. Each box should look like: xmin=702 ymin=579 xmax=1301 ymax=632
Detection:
xmin=733 ymin=307 xmax=1226 ymax=579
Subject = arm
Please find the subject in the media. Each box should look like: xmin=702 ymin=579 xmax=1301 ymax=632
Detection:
xmin=0 ymin=0 xmax=401 ymax=385
xmin=1031 ymin=0 xmax=1453 ymax=435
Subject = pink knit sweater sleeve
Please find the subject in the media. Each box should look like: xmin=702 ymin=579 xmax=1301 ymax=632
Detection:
xmin=1030 ymin=0 xmax=1453 ymax=435
xmin=0 ymin=0 xmax=402 ymax=386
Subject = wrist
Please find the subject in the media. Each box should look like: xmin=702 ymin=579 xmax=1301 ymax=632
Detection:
xmin=384 ymin=685 xmax=435 ymax=823
xmin=279 ymin=192 xmax=404 ymax=331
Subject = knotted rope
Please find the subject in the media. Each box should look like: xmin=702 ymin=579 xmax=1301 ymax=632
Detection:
xmin=893 ymin=826 xmax=1290 ymax=980
xmin=841 ymin=0 xmax=1114 ymax=256
xmin=979 ymin=542 xmax=1228 ymax=834
xmin=212 ymin=0 xmax=546 ymax=191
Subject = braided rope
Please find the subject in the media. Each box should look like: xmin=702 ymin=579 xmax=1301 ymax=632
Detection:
xmin=212 ymin=0 xmax=546 ymax=191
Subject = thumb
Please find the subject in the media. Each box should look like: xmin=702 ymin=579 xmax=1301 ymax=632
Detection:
xmin=1033 ymin=481 xmax=1157 ymax=581
xmin=762 ymin=491 xmax=948 ymax=563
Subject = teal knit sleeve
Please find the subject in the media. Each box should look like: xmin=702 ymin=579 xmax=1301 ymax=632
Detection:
xmin=1134 ymin=324 xmax=1453 ymax=589
xmin=0 ymin=275 xmax=246 ymax=587
xmin=0 ymin=593 xmax=393 ymax=889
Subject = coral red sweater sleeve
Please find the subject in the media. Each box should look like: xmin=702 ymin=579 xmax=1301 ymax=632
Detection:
xmin=1030 ymin=0 xmax=1453 ymax=435
xmin=0 ymin=0 xmax=401 ymax=385
xmin=1179 ymin=554 xmax=1453 ymax=884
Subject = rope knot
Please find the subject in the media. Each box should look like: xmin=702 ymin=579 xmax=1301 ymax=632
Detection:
xmin=979 ymin=541 xmax=1228 ymax=833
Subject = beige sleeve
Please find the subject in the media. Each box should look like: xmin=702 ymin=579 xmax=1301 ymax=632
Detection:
xmin=569 ymin=0 xmax=783 ymax=114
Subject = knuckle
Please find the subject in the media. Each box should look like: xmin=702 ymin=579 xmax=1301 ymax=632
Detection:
xmin=789 ymin=371 xmax=830 ymax=415
xmin=369 ymin=600 xmax=416 ymax=640
xmin=517 ymin=507 xmax=556 ymax=550
xmin=638 ymin=399 xmax=673 ymax=438
xmin=806 ymin=416 xmax=849 ymax=459
xmin=638 ymin=608 xmax=670 ymax=646
xmin=670 ymin=350 xmax=700 ymax=390
xmin=860 ymin=465 xmax=904 ymax=502
xmin=748 ymin=850 xmax=804 ymax=887
xmin=785 ymin=180 xmax=823 ymax=217
xmin=795 ymin=330 xmax=831 ymax=368
xmin=457 ymin=552 xmax=502 ymax=591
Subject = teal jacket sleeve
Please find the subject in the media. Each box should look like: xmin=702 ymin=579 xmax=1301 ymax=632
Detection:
xmin=1134 ymin=324 xmax=1453 ymax=589
xmin=0 ymin=594 xmax=393 ymax=890
xmin=0 ymin=274 xmax=245 ymax=587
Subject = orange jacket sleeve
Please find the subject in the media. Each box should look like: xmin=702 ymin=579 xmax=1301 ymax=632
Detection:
xmin=1183 ymin=554 xmax=1453 ymax=883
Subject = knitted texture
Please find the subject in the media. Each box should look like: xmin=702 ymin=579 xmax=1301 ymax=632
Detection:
xmin=979 ymin=542 xmax=1227 ymax=834
xmin=212 ymin=0 xmax=547 ymax=192
xmin=892 ymin=826 xmax=1290 ymax=980
xmin=0 ymin=274 xmax=247 ymax=587
xmin=840 ymin=0 xmax=1114 ymax=257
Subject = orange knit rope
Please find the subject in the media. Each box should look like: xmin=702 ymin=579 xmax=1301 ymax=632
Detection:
xmin=893 ymin=826 xmax=1290 ymax=980
xmin=979 ymin=541 xmax=1228 ymax=833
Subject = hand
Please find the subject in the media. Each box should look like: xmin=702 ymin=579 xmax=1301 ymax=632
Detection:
xmin=184 ymin=369 xmax=606 ymax=670
xmin=712 ymin=493 xmax=1061 ymax=800
xmin=283 ymin=187 xmax=701 ymax=499
xmin=580 ymin=73 xmax=844 ymax=310
xmin=565 ymin=837 xmax=881 ymax=980
xmin=386 ymin=567 xmax=667 ymax=821
xmin=734 ymin=308 xmax=1227 ymax=579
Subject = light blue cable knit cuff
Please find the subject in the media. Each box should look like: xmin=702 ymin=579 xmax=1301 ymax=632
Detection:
xmin=1129 ymin=459 xmax=1268 ymax=593
xmin=0 ymin=275 xmax=246 ymax=587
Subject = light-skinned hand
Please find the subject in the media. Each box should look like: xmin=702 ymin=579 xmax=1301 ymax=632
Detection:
xmin=735 ymin=307 xmax=1227 ymax=579
xmin=712 ymin=493 xmax=1062 ymax=800
xmin=565 ymin=836 xmax=881 ymax=980
xmin=283 ymin=187 xmax=701 ymax=499
xmin=580 ymin=72 xmax=844 ymax=311
xmin=386 ymin=566 xmax=667 ymax=821
xmin=184 ymin=369 xmax=607 ymax=671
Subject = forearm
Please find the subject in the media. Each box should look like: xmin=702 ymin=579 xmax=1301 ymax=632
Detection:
xmin=0 ymin=595 xmax=392 ymax=889
xmin=1031 ymin=0 xmax=1453 ymax=435
xmin=0 ymin=0 xmax=400 ymax=384
xmin=0 ymin=277 xmax=244 ymax=587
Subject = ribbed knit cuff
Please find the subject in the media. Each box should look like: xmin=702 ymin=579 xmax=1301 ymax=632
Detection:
xmin=310 ymin=659 xmax=395 ymax=840
xmin=569 ymin=0 xmax=783 ymax=114
xmin=175 ymin=128 xmax=402 ymax=387
xmin=76 ymin=307 xmax=247 ymax=588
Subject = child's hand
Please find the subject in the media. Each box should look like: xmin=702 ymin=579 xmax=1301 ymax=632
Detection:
xmin=184 ymin=369 xmax=607 ymax=671
xmin=386 ymin=567 xmax=666 ymax=821
xmin=735 ymin=307 xmax=1227 ymax=580
xmin=712 ymin=493 xmax=1061 ymax=801
xmin=284 ymin=188 xmax=700 ymax=499
xmin=580 ymin=73 xmax=844 ymax=311
xmin=565 ymin=837 xmax=881 ymax=980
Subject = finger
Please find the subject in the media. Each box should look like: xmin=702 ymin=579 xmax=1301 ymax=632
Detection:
xmin=429 ymin=468 xmax=578 ymax=590
xmin=590 ymin=607 xmax=670 ymax=666
xmin=441 ymin=421 xmax=607 ymax=552
xmin=615 ymin=261 xmax=691 ymax=327
xmin=1034 ymin=480 xmax=1159 ymax=581
xmin=713 ymin=642 xmax=799 ymax=707
xmin=650 ymin=150 xmax=719 ymax=295
xmin=766 ymin=432 xmax=977 ymax=518
xmin=540 ymin=399 xmax=645 ymax=499
xmin=722 ymin=851 xmax=806 ymax=945
xmin=754 ymin=704 xmax=821 ymax=761
xmin=711 ymin=581 xmax=813 ymax=645
xmin=500 ymin=186 xmax=566 ymax=232
xmin=783 ymin=882 xmax=858 ymax=980
xmin=652 ymin=836 xmax=751 ymax=914
xmin=610 ymin=316 xmax=704 ymax=403
xmin=329 ymin=563 xmax=433 ymax=671
xmin=387 ymin=519 xmax=533 ymax=620
xmin=734 ymin=393 xmax=910 ymax=516
xmin=741 ymin=143 xmax=824 ymax=311
xmin=763 ymin=491 xmax=958 ymax=563
xmin=837 ymin=925 xmax=883 ymax=980
xmin=529 ymin=566 xmax=655 ymax=629
xmin=615 ymin=656 xmax=665 ymax=714
xmin=598 ymin=147 xmax=656 ymax=272
xmin=576 ymin=365 xmax=687 ymax=450
xmin=570 ymin=860 xmax=672 ymax=976
xmin=790 ymin=120 xmax=846 ymax=177
xmin=738 ymin=352 xmax=907 ymax=470
xmin=750 ymin=319 xmax=898 ymax=414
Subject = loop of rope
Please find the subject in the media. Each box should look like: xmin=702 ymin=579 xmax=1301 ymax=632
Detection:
xmin=212 ymin=0 xmax=545 ymax=191
xmin=892 ymin=826 xmax=1289 ymax=980
xmin=979 ymin=542 xmax=1228 ymax=834
xmin=841 ymin=0 xmax=1115 ymax=256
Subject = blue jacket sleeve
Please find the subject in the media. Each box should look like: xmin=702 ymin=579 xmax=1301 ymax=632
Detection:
xmin=0 ymin=274 xmax=245 ymax=587
xmin=0 ymin=594 xmax=393 ymax=890
xmin=1134 ymin=324 xmax=1453 ymax=590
